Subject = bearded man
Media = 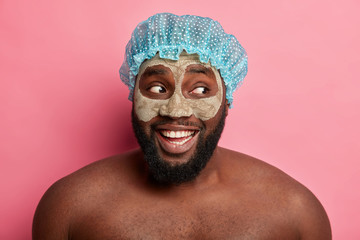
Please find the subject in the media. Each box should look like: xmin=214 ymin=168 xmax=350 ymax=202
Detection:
xmin=33 ymin=13 xmax=331 ymax=239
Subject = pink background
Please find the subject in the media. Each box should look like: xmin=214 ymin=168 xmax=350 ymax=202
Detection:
xmin=1 ymin=0 xmax=359 ymax=239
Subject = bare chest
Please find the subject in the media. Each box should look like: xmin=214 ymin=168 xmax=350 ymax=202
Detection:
xmin=71 ymin=196 xmax=298 ymax=240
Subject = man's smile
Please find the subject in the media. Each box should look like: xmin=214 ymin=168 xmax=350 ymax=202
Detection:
xmin=154 ymin=124 xmax=200 ymax=155
xmin=159 ymin=130 xmax=196 ymax=145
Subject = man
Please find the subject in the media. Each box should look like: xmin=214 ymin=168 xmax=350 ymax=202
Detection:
xmin=33 ymin=13 xmax=331 ymax=239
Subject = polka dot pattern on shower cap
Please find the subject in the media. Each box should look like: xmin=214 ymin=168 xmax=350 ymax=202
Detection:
xmin=119 ymin=12 xmax=248 ymax=108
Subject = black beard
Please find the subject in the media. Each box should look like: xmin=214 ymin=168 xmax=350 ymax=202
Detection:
xmin=131 ymin=107 xmax=226 ymax=185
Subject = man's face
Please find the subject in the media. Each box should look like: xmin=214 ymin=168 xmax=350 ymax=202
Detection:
xmin=132 ymin=53 xmax=228 ymax=184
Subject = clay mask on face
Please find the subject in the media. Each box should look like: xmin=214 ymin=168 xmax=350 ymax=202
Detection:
xmin=134 ymin=53 xmax=223 ymax=122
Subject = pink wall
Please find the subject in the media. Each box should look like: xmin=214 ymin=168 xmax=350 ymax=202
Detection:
xmin=1 ymin=0 xmax=359 ymax=239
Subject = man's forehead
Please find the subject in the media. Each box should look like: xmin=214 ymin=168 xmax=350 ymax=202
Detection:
xmin=143 ymin=52 xmax=204 ymax=66
xmin=142 ymin=64 xmax=214 ymax=76
xmin=138 ymin=52 xmax=219 ymax=79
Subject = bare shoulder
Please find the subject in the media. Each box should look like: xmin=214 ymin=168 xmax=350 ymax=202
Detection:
xmin=32 ymin=149 xmax=143 ymax=240
xmin=218 ymin=147 xmax=332 ymax=239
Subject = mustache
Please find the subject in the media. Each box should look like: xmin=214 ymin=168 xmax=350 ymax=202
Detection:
xmin=151 ymin=119 xmax=204 ymax=129
xmin=131 ymin=107 xmax=204 ymax=129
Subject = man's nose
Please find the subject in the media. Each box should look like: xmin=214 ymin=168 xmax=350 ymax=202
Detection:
xmin=159 ymin=93 xmax=193 ymax=118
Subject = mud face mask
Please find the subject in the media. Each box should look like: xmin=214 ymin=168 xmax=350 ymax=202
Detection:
xmin=133 ymin=53 xmax=223 ymax=122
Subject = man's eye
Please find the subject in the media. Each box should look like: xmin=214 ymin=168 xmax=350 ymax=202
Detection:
xmin=149 ymin=86 xmax=166 ymax=94
xmin=191 ymin=87 xmax=208 ymax=95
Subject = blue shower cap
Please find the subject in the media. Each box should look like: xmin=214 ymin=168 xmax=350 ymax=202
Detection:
xmin=119 ymin=13 xmax=248 ymax=108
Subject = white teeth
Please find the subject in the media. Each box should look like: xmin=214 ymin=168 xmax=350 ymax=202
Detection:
xmin=175 ymin=131 xmax=181 ymax=138
xmin=168 ymin=135 xmax=193 ymax=145
xmin=161 ymin=130 xmax=195 ymax=138
xmin=159 ymin=130 xmax=196 ymax=146
xmin=170 ymin=131 xmax=175 ymax=138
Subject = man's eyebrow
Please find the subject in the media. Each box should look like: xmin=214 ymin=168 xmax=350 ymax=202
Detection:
xmin=143 ymin=68 xmax=169 ymax=77
xmin=186 ymin=66 xmax=212 ymax=76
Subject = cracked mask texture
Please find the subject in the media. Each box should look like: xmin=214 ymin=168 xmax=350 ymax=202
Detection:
xmin=134 ymin=53 xmax=223 ymax=122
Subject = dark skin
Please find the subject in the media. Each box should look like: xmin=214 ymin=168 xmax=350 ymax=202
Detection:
xmin=33 ymin=64 xmax=332 ymax=239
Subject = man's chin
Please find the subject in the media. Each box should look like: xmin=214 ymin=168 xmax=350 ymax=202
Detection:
xmin=141 ymin=137 xmax=207 ymax=185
